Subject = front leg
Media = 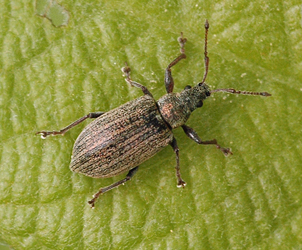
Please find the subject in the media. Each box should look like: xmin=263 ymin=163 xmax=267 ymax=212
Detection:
xmin=164 ymin=33 xmax=187 ymax=93
xmin=170 ymin=137 xmax=186 ymax=188
xmin=182 ymin=124 xmax=232 ymax=156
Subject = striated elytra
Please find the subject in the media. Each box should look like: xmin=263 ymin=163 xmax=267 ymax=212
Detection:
xmin=36 ymin=20 xmax=271 ymax=207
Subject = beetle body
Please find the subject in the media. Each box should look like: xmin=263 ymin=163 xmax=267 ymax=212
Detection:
xmin=158 ymin=84 xmax=210 ymax=128
xmin=70 ymin=83 xmax=211 ymax=178
xmin=36 ymin=21 xmax=271 ymax=207
xmin=70 ymin=95 xmax=173 ymax=178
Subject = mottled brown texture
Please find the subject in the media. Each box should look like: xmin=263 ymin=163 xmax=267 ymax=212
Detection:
xmin=157 ymin=84 xmax=211 ymax=129
xmin=35 ymin=21 xmax=271 ymax=207
xmin=70 ymin=95 xmax=173 ymax=178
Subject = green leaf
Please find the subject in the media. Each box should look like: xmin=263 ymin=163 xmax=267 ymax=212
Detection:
xmin=1 ymin=0 xmax=302 ymax=249
xmin=36 ymin=0 xmax=70 ymax=27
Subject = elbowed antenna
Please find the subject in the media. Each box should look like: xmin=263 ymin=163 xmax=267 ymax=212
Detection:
xmin=200 ymin=19 xmax=210 ymax=84
xmin=211 ymin=88 xmax=271 ymax=96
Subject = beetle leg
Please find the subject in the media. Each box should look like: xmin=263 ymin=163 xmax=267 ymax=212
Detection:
xmin=164 ymin=33 xmax=187 ymax=94
xmin=122 ymin=64 xmax=153 ymax=97
xmin=170 ymin=137 xmax=186 ymax=188
xmin=181 ymin=124 xmax=233 ymax=156
xmin=36 ymin=112 xmax=105 ymax=139
xmin=88 ymin=166 xmax=139 ymax=208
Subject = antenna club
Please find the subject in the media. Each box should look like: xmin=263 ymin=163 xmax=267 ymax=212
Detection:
xmin=260 ymin=92 xmax=272 ymax=96
xmin=205 ymin=19 xmax=209 ymax=29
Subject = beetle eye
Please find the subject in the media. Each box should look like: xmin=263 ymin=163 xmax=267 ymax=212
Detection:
xmin=196 ymin=100 xmax=203 ymax=108
xmin=198 ymin=82 xmax=204 ymax=86
xmin=184 ymin=85 xmax=191 ymax=90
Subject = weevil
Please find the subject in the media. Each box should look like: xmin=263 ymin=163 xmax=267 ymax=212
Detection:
xmin=36 ymin=20 xmax=271 ymax=207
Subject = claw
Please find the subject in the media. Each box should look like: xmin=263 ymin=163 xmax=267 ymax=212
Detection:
xmin=177 ymin=179 xmax=187 ymax=188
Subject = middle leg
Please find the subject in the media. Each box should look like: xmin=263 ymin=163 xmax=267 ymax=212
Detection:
xmin=122 ymin=63 xmax=153 ymax=97
xmin=170 ymin=137 xmax=186 ymax=188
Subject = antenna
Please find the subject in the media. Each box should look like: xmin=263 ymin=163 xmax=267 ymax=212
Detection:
xmin=200 ymin=20 xmax=209 ymax=84
xmin=199 ymin=20 xmax=271 ymax=97
xmin=211 ymin=88 xmax=271 ymax=96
